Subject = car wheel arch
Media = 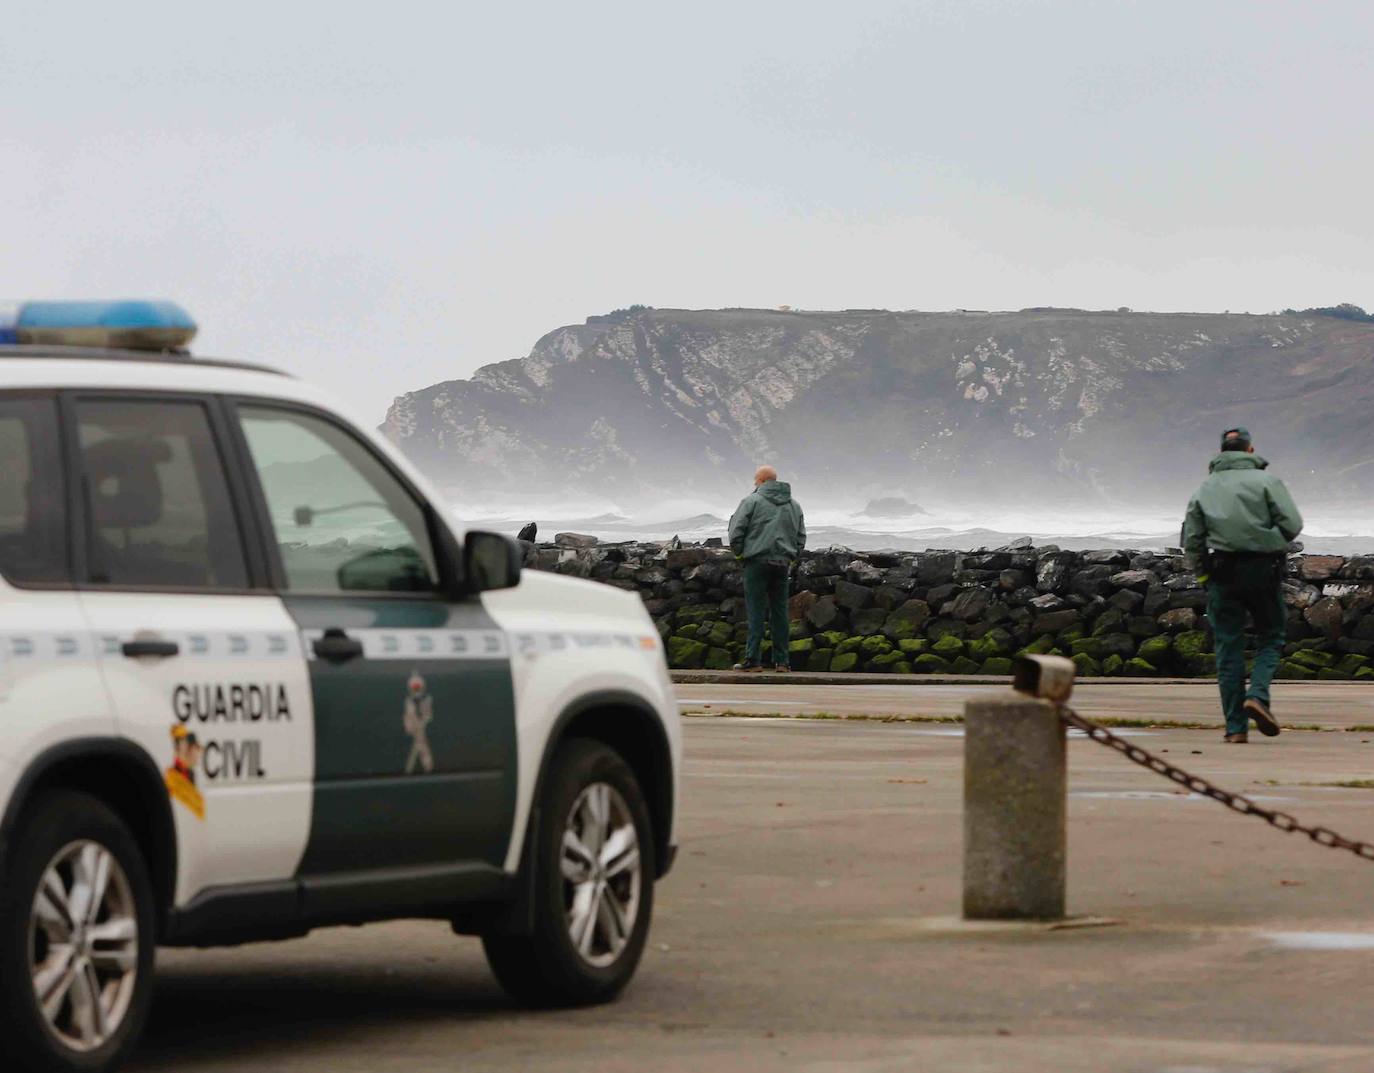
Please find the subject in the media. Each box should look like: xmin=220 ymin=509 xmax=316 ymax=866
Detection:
xmin=0 ymin=738 xmax=177 ymax=938
xmin=532 ymin=691 xmax=674 ymax=881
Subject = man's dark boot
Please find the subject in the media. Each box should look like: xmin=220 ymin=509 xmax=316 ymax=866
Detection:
xmin=1244 ymin=697 xmax=1280 ymax=737
xmin=1223 ymin=732 xmax=1249 ymax=744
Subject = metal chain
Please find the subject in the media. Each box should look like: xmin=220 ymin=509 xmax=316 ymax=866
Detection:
xmin=1059 ymin=705 xmax=1374 ymax=863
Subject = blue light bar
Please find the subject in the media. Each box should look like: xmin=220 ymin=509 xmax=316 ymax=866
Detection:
xmin=10 ymin=300 xmax=196 ymax=351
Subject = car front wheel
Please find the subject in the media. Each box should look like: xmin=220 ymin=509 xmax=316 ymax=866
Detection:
xmin=483 ymin=739 xmax=655 ymax=1006
xmin=0 ymin=790 xmax=156 ymax=1073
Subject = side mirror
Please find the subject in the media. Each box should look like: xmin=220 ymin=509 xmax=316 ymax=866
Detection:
xmin=464 ymin=530 xmax=522 ymax=594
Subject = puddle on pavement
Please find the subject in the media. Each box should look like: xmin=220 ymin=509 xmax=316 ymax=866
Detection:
xmin=1262 ymin=931 xmax=1374 ymax=951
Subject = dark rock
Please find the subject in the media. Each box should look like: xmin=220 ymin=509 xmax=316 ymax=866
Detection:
xmin=1082 ymin=550 xmax=1129 ymax=566
xmin=1342 ymin=556 xmax=1374 ymax=580
xmin=1127 ymin=616 xmax=1161 ymax=638
xmin=789 ymin=590 xmax=818 ymax=622
xmin=833 ymin=579 xmax=874 ymax=613
xmin=1283 ymin=582 xmax=1321 ymax=610
xmin=1091 ymin=608 xmax=1126 ymax=637
xmin=1142 ymin=587 xmax=1171 ymax=618
xmin=1036 ymin=553 xmax=1076 ymax=594
xmin=851 ymin=608 xmax=889 ymax=637
xmin=872 ymin=585 xmax=909 ymax=612
xmin=1032 ymin=609 xmax=1080 ymax=635
xmin=554 ymin=532 xmax=599 ymax=548
xmin=1163 ymin=573 xmax=1201 ymax=591
xmin=799 ymin=555 xmax=843 ymax=580
xmin=684 ymin=563 xmax=722 ymax=587
xmin=1305 ymin=597 xmax=1344 ymax=640
xmin=1300 ymin=555 xmax=1345 ymax=582
xmin=886 ymin=599 xmax=931 ymax=630
xmin=634 ymin=566 xmax=670 ymax=586
xmin=926 ymin=618 xmax=968 ymax=640
xmin=998 ymin=569 xmax=1031 ymax=591
xmin=1168 ymin=588 xmax=1208 ymax=610
xmin=926 ymin=583 xmax=958 ymax=611
xmin=1070 ymin=565 xmax=1116 ymax=599
xmin=965 ymin=552 xmax=1012 ymax=571
xmin=1079 ymin=597 xmax=1108 ymax=624
xmin=666 ymin=548 xmax=709 ymax=570
xmin=1110 ymin=569 xmax=1154 ymax=592
xmin=1158 ymin=607 xmax=1198 ymax=632
xmin=1108 ymin=588 xmax=1144 ymax=613
xmin=916 ymin=552 xmax=958 ymax=586
xmin=846 ymin=559 xmax=885 ymax=585
xmin=1099 ymin=633 xmax=1137 ymax=659
xmin=806 ymin=596 xmax=847 ymax=632
xmin=947 ymin=587 xmax=993 ymax=622
xmin=1028 ymin=593 xmax=1066 ymax=612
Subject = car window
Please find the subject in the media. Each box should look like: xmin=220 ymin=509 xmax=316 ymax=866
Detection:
xmin=237 ymin=406 xmax=439 ymax=594
xmin=0 ymin=397 xmax=68 ymax=584
xmin=74 ymin=399 xmax=249 ymax=589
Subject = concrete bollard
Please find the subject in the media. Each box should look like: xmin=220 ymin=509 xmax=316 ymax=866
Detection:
xmin=962 ymin=692 xmax=1067 ymax=920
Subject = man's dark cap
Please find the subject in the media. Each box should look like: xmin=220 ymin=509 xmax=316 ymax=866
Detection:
xmin=1221 ymin=426 xmax=1251 ymax=450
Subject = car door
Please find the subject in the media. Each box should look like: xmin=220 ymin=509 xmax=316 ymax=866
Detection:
xmin=228 ymin=401 xmax=517 ymax=906
xmin=0 ymin=394 xmax=111 ymax=761
xmin=66 ymin=394 xmax=315 ymax=907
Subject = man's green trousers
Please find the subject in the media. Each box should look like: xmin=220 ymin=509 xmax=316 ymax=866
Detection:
xmin=743 ymin=559 xmax=792 ymax=668
xmin=1206 ymin=555 xmax=1288 ymax=736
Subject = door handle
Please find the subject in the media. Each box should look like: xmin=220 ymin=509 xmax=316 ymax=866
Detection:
xmin=122 ymin=639 xmax=180 ymax=659
xmin=313 ymin=628 xmax=365 ymax=663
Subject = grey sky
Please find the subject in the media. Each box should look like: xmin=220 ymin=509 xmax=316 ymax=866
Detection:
xmin=4 ymin=0 xmax=1371 ymax=424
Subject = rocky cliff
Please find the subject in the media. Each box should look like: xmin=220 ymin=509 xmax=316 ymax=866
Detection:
xmin=382 ymin=307 xmax=1374 ymax=508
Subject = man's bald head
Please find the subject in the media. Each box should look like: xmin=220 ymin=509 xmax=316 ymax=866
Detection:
xmin=754 ymin=465 xmax=778 ymax=487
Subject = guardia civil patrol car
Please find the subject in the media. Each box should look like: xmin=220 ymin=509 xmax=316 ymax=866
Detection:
xmin=0 ymin=301 xmax=681 ymax=1073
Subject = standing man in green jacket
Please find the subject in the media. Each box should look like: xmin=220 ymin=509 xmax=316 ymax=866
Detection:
xmin=1183 ymin=427 xmax=1304 ymax=743
xmin=729 ymin=465 xmax=806 ymax=672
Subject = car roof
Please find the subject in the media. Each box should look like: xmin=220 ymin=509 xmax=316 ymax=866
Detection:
xmin=0 ymin=343 xmax=287 ymax=377
xmin=0 ymin=345 xmax=356 ymax=414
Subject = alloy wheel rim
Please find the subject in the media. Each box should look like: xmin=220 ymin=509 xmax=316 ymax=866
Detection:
xmin=561 ymin=782 xmax=641 ymax=968
xmin=28 ymin=840 xmax=139 ymax=1053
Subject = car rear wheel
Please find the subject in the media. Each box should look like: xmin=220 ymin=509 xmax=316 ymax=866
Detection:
xmin=483 ymin=739 xmax=655 ymax=1006
xmin=0 ymin=791 xmax=156 ymax=1073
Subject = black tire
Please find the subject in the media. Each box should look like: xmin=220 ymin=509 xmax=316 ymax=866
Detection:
xmin=0 ymin=790 xmax=157 ymax=1073
xmin=483 ymin=739 xmax=656 ymax=1007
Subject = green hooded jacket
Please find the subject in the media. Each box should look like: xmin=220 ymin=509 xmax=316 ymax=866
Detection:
xmin=1182 ymin=452 xmax=1303 ymax=567
xmin=729 ymin=480 xmax=806 ymax=563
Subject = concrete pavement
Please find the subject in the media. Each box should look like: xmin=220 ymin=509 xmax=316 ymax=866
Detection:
xmin=677 ymin=676 xmax=1374 ymax=730
xmin=129 ymin=684 xmax=1374 ymax=1072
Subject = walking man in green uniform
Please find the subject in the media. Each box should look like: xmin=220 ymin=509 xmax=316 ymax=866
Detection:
xmin=1183 ymin=427 xmax=1304 ymax=743
xmin=729 ymin=465 xmax=806 ymax=672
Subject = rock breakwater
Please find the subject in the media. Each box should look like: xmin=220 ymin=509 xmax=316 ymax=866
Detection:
xmin=526 ymin=536 xmax=1374 ymax=679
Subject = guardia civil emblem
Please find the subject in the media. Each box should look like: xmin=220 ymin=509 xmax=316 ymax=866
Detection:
xmin=402 ymin=670 xmax=434 ymax=774
xmin=165 ymin=724 xmax=206 ymax=819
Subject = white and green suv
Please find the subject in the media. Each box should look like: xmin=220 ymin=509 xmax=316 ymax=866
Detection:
xmin=0 ymin=301 xmax=681 ymax=1073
